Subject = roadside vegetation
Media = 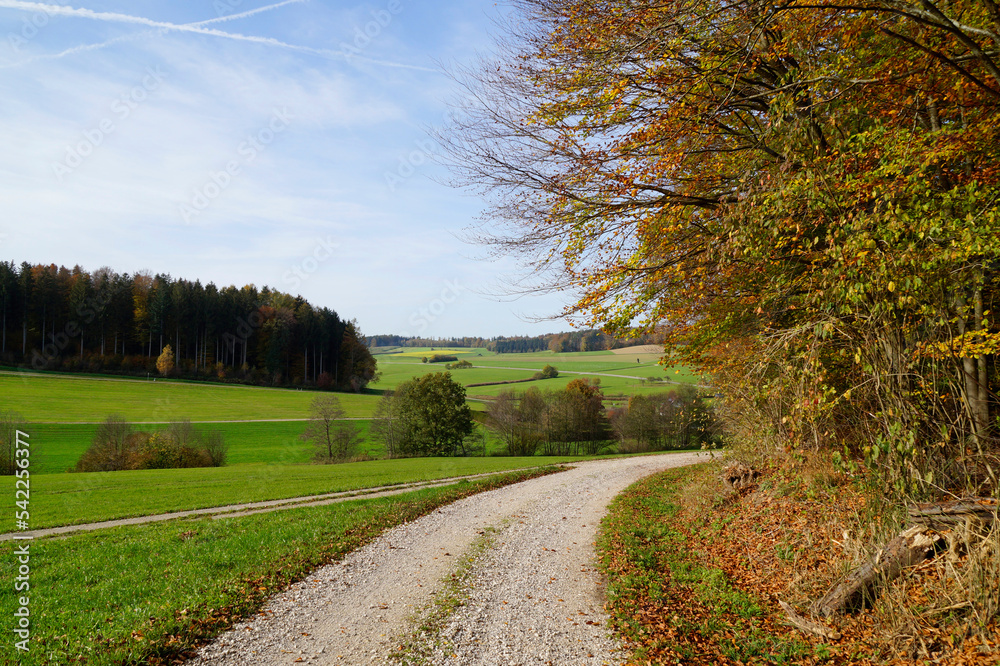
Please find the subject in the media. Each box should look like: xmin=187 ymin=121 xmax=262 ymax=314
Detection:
xmin=600 ymin=461 xmax=1000 ymax=664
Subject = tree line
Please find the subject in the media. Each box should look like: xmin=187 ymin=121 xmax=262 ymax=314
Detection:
xmin=485 ymin=381 xmax=716 ymax=456
xmin=0 ymin=261 xmax=377 ymax=390
xmin=368 ymin=329 xmax=665 ymax=354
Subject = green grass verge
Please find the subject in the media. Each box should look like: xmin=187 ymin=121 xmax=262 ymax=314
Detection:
xmin=597 ymin=465 xmax=825 ymax=664
xmin=1 ymin=456 xmax=591 ymax=531
xmin=0 ymin=467 xmax=561 ymax=666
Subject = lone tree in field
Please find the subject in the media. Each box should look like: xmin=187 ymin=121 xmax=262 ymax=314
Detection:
xmin=373 ymin=372 xmax=475 ymax=457
xmin=301 ymin=395 xmax=361 ymax=463
xmin=156 ymin=345 xmax=175 ymax=376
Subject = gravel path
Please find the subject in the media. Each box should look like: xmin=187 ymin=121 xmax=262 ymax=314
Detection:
xmin=189 ymin=453 xmax=703 ymax=665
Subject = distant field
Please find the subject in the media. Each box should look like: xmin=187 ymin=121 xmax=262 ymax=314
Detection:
xmin=373 ymin=348 xmax=705 ymax=397
xmin=0 ymin=372 xmax=379 ymax=422
xmin=2 ymin=350 xmax=705 ymax=478
xmin=0 ymin=456 xmax=591 ymax=530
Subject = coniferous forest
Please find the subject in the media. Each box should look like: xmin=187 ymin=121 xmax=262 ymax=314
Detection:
xmin=0 ymin=261 xmax=377 ymax=391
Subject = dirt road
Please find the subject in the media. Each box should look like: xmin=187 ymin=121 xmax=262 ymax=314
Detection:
xmin=189 ymin=452 xmax=704 ymax=665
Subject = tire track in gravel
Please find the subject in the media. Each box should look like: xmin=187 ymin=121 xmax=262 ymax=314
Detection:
xmin=188 ymin=452 xmax=704 ymax=665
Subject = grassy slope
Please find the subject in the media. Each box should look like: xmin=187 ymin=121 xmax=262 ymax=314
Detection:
xmin=598 ymin=460 xmax=1000 ymax=664
xmin=1 ymin=456 xmax=590 ymax=530
xmin=0 ymin=373 xmax=379 ymax=422
xmin=372 ymin=349 xmax=706 ymax=399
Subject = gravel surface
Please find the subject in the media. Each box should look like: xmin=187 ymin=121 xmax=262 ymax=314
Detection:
xmin=188 ymin=453 xmax=703 ymax=665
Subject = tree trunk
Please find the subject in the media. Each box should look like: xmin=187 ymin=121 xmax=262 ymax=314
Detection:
xmin=973 ymin=288 xmax=990 ymax=439
xmin=908 ymin=497 xmax=998 ymax=530
xmin=813 ymin=526 xmax=939 ymax=617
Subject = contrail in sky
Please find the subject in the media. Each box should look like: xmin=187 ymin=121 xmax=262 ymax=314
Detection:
xmin=0 ymin=0 xmax=436 ymax=72
xmin=0 ymin=0 xmax=311 ymax=66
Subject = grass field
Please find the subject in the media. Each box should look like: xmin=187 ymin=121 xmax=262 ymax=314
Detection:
xmin=0 ymin=350 xmax=708 ymax=665
xmin=372 ymin=348 xmax=706 ymax=398
xmin=0 ymin=468 xmax=559 ymax=666
xmin=0 ymin=455 xmax=593 ymax=531
xmin=0 ymin=372 xmax=379 ymax=422
xmin=20 ymin=421 xmax=382 ymax=475
xmin=2 ymin=349 xmax=704 ymax=478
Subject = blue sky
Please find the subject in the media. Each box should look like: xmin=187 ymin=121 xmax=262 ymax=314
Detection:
xmin=0 ymin=0 xmax=573 ymax=338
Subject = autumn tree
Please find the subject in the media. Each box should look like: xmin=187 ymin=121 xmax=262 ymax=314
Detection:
xmin=486 ymin=389 xmax=540 ymax=456
xmin=301 ymin=395 xmax=361 ymax=463
xmin=156 ymin=345 xmax=175 ymax=376
xmin=75 ymin=414 xmax=135 ymax=472
xmin=442 ymin=0 xmax=1000 ymax=492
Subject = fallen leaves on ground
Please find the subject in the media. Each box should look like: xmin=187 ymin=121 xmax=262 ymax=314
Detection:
xmin=598 ymin=460 xmax=1000 ymax=665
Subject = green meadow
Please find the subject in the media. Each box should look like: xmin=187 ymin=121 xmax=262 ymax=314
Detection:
xmin=0 ymin=456 xmax=588 ymax=530
xmin=371 ymin=346 xmax=705 ymax=398
xmin=0 ymin=349 xmax=704 ymax=664
xmin=0 ymin=348 xmax=703 ymax=528
xmin=20 ymin=421 xmax=373 ymax=475
xmin=0 ymin=371 xmax=379 ymax=422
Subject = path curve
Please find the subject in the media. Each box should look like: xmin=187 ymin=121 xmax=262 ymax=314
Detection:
xmin=188 ymin=452 xmax=703 ymax=665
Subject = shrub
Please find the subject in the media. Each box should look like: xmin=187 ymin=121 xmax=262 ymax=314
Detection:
xmin=75 ymin=415 xmax=135 ymax=472
xmin=203 ymin=430 xmax=228 ymax=466
xmin=428 ymin=354 xmax=458 ymax=363
xmin=532 ymin=364 xmax=559 ymax=380
xmin=446 ymin=359 xmax=474 ymax=369
xmin=75 ymin=417 xmax=227 ymax=472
